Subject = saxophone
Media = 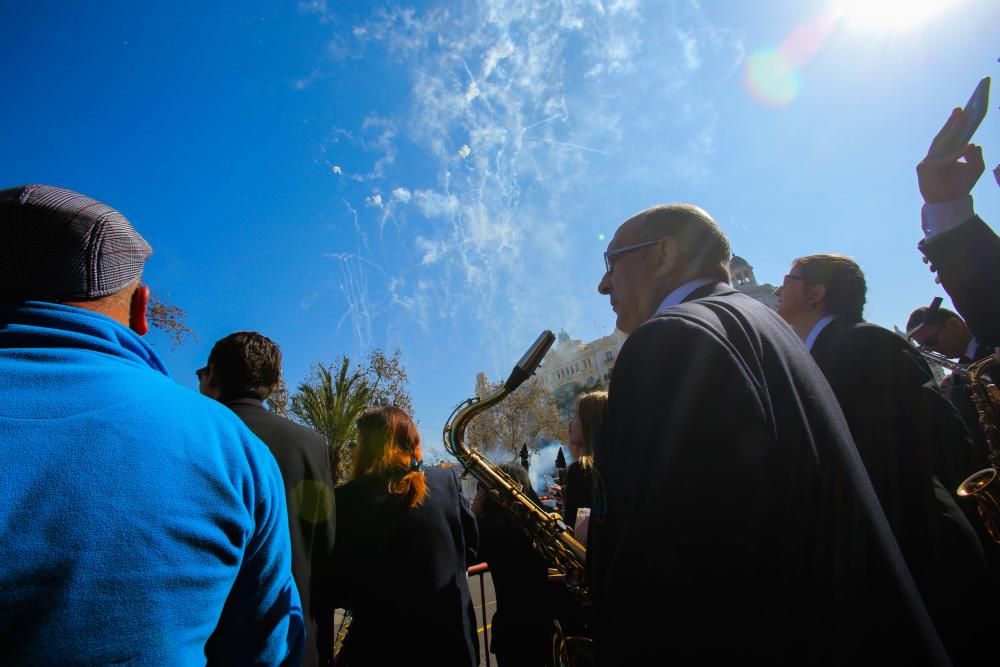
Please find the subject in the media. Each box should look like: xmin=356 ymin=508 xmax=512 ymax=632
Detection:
xmin=444 ymin=331 xmax=592 ymax=666
xmin=442 ymin=330 xmax=590 ymax=603
xmin=956 ymin=355 xmax=1000 ymax=543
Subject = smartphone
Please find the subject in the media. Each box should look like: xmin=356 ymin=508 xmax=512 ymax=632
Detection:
xmin=944 ymin=77 xmax=990 ymax=153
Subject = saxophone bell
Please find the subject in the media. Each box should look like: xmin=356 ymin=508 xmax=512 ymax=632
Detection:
xmin=956 ymin=355 xmax=1000 ymax=545
xmin=958 ymin=468 xmax=1000 ymax=544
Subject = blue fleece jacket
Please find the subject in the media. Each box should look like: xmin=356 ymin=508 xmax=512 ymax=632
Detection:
xmin=0 ymin=301 xmax=304 ymax=665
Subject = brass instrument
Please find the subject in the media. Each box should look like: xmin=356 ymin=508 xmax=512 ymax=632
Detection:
xmin=333 ymin=610 xmax=352 ymax=661
xmin=443 ymin=331 xmax=592 ymax=666
xmin=918 ymin=348 xmax=970 ymax=379
xmin=956 ymin=355 xmax=1000 ymax=543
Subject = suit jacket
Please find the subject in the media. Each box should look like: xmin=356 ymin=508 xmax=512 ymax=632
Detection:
xmin=332 ymin=466 xmax=479 ymax=667
xmin=809 ymin=319 xmax=995 ymax=664
xmin=919 ymin=216 xmax=1000 ymax=347
xmin=226 ymin=398 xmax=337 ymax=667
xmin=591 ymin=282 xmax=949 ymax=666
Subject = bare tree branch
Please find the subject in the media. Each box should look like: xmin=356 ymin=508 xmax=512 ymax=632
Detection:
xmin=148 ymin=295 xmax=197 ymax=348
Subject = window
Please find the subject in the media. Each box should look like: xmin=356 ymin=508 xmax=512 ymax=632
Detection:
xmin=604 ymin=350 xmax=614 ymax=362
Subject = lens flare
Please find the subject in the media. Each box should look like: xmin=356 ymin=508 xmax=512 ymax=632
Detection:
xmin=744 ymin=11 xmax=838 ymax=106
xmin=744 ymin=49 xmax=801 ymax=106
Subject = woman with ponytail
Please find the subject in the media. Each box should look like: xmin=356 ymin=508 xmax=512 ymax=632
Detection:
xmin=331 ymin=406 xmax=479 ymax=667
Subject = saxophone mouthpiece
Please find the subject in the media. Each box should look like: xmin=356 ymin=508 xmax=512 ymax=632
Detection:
xmin=504 ymin=330 xmax=556 ymax=392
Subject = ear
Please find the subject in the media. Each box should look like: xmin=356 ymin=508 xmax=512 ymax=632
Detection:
xmin=130 ymin=285 xmax=150 ymax=336
xmin=806 ymin=283 xmax=826 ymax=309
xmin=652 ymin=237 xmax=680 ymax=277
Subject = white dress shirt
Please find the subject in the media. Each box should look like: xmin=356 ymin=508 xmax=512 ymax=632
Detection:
xmin=653 ymin=277 xmax=717 ymax=316
xmin=922 ymin=195 xmax=975 ymax=240
xmin=805 ymin=315 xmax=836 ymax=352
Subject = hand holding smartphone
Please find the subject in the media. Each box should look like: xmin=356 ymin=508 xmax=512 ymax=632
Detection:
xmin=918 ymin=77 xmax=991 ymax=204
xmin=929 ymin=77 xmax=991 ymax=159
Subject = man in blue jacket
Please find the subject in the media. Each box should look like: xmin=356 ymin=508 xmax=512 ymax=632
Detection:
xmin=0 ymin=185 xmax=304 ymax=665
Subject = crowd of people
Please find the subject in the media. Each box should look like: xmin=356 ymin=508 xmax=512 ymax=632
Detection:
xmin=1 ymin=88 xmax=998 ymax=667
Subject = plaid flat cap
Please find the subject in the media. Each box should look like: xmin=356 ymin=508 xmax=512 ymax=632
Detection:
xmin=0 ymin=184 xmax=152 ymax=300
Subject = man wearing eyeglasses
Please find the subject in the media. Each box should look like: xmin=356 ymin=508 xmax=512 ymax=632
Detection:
xmin=907 ymin=305 xmax=989 ymax=367
xmin=590 ymin=204 xmax=949 ymax=666
xmin=907 ymin=304 xmax=995 ymax=488
xmin=775 ymin=253 xmax=994 ymax=665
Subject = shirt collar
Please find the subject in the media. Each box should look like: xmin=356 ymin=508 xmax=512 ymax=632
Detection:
xmin=654 ymin=278 xmax=716 ymax=315
xmin=965 ymin=337 xmax=980 ymax=361
xmin=805 ymin=315 xmax=836 ymax=351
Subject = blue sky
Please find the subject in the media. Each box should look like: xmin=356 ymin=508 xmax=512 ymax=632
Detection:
xmin=3 ymin=0 xmax=998 ymax=461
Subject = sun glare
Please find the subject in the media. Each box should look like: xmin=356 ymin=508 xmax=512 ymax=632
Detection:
xmin=833 ymin=0 xmax=963 ymax=32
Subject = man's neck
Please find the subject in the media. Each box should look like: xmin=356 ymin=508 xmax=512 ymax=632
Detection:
xmin=789 ymin=309 xmax=826 ymax=343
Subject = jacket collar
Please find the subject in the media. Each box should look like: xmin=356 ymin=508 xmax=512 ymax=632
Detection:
xmin=805 ymin=315 xmax=836 ymax=351
xmin=224 ymin=397 xmax=267 ymax=409
xmin=808 ymin=317 xmax=852 ymax=359
xmin=0 ymin=300 xmax=170 ymax=377
xmin=681 ymin=280 xmax=739 ymax=304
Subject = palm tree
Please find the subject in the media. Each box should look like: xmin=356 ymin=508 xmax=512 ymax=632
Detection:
xmin=291 ymin=358 xmax=373 ymax=484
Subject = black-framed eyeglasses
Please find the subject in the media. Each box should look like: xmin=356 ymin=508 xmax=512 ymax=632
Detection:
xmin=603 ymin=239 xmax=664 ymax=274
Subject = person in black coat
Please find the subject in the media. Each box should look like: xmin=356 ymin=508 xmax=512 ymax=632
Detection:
xmin=916 ymin=104 xmax=1000 ymax=347
xmin=593 ymin=204 xmax=949 ymax=666
xmin=331 ymin=406 xmax=479 ymax=667
xmin=200 ymin=332 xmax=336 ymax=667
xmin=907 ymin=304 xmax=993 ymax=481
xmin=776 ymin=254 xmax=996 ymax=665
xmin=473 ymin=462 xmax=561 ymax=667
xmin=907 ymin=305 xmax=992 ymax=368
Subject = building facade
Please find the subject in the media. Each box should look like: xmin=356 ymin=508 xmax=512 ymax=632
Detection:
xmin=541 ymin=329 xmax=626 ymax=393
xmin=730 ymin=255 xmax=779 ymax=310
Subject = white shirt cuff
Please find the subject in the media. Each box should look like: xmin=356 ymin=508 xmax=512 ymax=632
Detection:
xmin=921 ymin=195 xmax=974 ymax=240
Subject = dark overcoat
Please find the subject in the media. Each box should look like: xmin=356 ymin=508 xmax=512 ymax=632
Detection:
xmin=591 ymin=282 xmax=949 ymax=666
xmin=227 ymin=398 xmax=337 ymax=667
